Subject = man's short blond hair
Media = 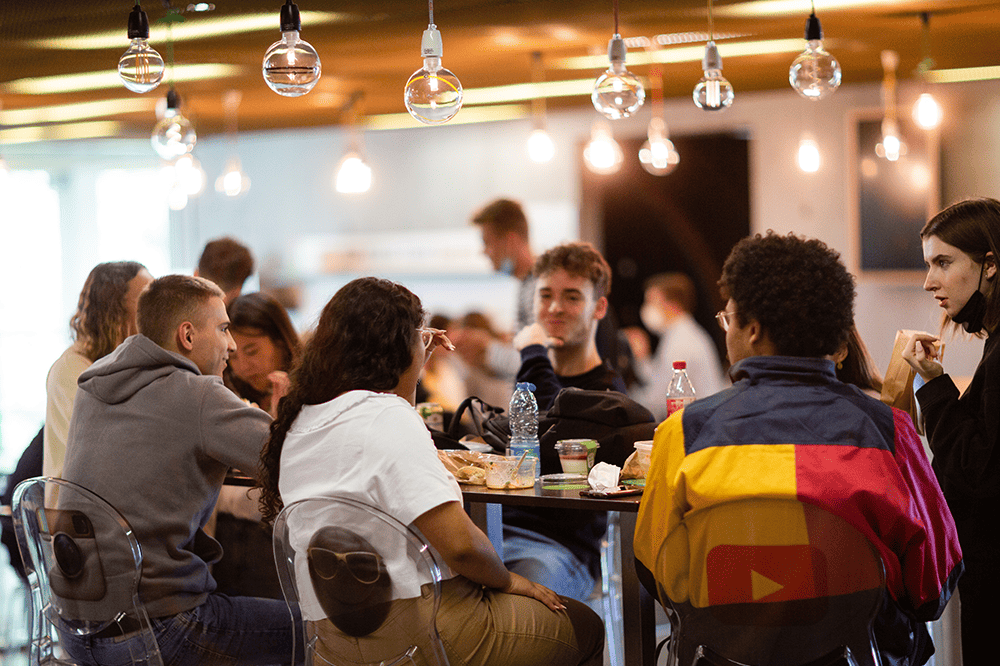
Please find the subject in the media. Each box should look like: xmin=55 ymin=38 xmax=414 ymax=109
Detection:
xmin=533 ymin=242 xmax=612 ymax=299
xmin=138 ymin=275 xmax=225 ymax=347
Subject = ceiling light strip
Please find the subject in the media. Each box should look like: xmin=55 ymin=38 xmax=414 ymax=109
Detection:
xmin=925 ymin=65 xmax=1000 ymax=84
xmin=553 ymin=38 xmax=805 ymax=70
xmin=1 ymin=98 xmax=155 ymax=126
xmin=29 ymin=11 xmax=348 ymax=51
xmin=0 ymin=121 xmax=126 ymax=144
xmin=2 ymin=64 xmax=241 ymax=95
xmin=363 ymin=104 xmax=529 ymax=130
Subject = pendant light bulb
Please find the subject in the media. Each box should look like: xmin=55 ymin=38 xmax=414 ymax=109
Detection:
xmin=592 ymin=35 xmax=645 ymax=120
xmin=119 ymin=2 xmax=165 ymax=93
xmin=527 ymin=128 xmax=555 ymax=164
xmin=173 ymin=154 xmax=206 ymax=196
xmin=584 ymin=123 xmax=623 ymax=175
xmin=404 ymin=24 xmax=463 ymax=124
xmin=912 ymin=92 xmax=942 ymax=130
xmin=215 ymin=156 xmax=251 ymax=197
xmin=335 ymin=151 xmax=373 ymax=194
xmin=151 ymin=89 xmax=197 ymax=160
xmin=262 ymin=0 xmax=321 ymax=96
xmin=797 ymin=137 xmax=821 ymax=172
xmin=876 ymin=118 xmax=906 ymax=162
xmin=693 ymin=42 xmax=734 ymax=111
xmin=639 ymin=117 xmax=679 ymax=176
xmin=789 ymin=13 xmax=841 ymax=100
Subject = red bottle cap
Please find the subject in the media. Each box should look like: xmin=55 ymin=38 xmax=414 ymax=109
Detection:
xmin=672 ymin=361 xmax=687 ymax=370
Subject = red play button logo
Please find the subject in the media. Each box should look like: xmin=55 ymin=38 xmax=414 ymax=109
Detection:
xmin=706 ymin=545 xmax=827 ymax=605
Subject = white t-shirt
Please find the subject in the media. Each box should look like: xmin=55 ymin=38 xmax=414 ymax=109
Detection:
xmin=279 ymin=390 xmax=462 ymax=619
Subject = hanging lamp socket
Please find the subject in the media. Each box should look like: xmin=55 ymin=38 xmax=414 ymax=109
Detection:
xmin=804 ymin=13 xmax=822 ymax=41
xmin=127 ymin=4 xmax=151 ymax=39
xmin=702 ymin=41 xmax=722 ymax=71
xmin=279 ymin=0 xmax=301 ymax=31
xmin=166 ymin=88 xmax=181 ymax=110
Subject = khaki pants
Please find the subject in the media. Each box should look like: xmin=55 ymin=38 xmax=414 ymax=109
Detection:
xmin=310 ymin=576 xmax=604 ymax=666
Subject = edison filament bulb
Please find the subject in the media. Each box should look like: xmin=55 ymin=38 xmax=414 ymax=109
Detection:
xmin=789 ymin=13 xmax=841 ymax=100
xmin=118 ymin=3 xmax=165 ymax=93
xmin=262 ymin=0 xmax=321 ymax=96
xmin=404 ymin=25 xmax=463 ymax=124
xmin=592 ymin=35 xmax=644 ymax=120
xmin=151 ymin=90 xmax=197 ymax=160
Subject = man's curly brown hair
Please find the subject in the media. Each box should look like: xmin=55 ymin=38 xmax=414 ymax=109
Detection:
xmin=719 ymin=231 xmax=855 ymax=357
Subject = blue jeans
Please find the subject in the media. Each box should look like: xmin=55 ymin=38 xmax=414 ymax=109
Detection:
xmin=503 ymin=525 xmax=596 ymax=602
xmin=60 ymin=593 xmax=303 ymax=666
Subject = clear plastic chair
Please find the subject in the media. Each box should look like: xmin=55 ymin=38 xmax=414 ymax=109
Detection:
xmin=654 ymin=498 xmax=885 ymax=666
xmin=12 ymin=476 xmax=163 ymax=666
xmin=273 ymin=496 xmax=450 ymax=666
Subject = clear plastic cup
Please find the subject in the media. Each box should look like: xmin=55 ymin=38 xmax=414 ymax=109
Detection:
xmin=633 ymin=440 xmax=653 ymax=477
xmin=555 ymin=439 xmax=599 ymax=474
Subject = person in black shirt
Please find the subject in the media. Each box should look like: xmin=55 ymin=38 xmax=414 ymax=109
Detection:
xmin=507 ymin=242 xmax=626 ymax=600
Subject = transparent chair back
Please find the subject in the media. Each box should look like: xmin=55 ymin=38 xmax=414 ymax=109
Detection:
xmin=12 ymin=476 xmax=163 ymax=666
xmin=273 ymin=496 xmax=450 ymax=666
xmin=655 ymin=498 xmax=885 ymax=666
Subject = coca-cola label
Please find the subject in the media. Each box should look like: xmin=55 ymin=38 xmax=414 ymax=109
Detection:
xmin=666 ymin=396 xmax=695 ymax=416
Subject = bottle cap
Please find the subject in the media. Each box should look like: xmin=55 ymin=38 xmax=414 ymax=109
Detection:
xmin=672 ymin=360 xmax=687 ymax=370
xmin=515 ymin=382 xmax=536 ymax=391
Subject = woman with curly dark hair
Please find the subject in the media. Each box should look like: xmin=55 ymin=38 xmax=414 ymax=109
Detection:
xmin=903 ymin=198 xmax=1000 ymax=664
xmin=258 ymin=276 xmax=603 ymax=666
xmin=44 ymin=260 xmax=152 ymax=477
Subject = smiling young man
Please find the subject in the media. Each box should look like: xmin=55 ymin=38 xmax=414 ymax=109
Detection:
xmin=513 ymin=242 xmax=627 ymax=411
xmin=505 ymin=242 xmax=629 ymax=601
xmin=61 ymin=275 xmax=300 ymax=666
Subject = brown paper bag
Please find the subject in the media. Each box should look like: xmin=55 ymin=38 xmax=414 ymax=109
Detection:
xmin=880 ymin=329 xmax=942 ymax=435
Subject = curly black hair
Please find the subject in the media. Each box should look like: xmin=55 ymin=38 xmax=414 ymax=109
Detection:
xmin=719 ymin=231 xmax=855 ymax=358
xmin=257 ymin=277 xmax=425 ymax=523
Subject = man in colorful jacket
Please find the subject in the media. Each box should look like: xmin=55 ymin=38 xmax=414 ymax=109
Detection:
xmin=634 ymin=232 xmax=963 ymax=666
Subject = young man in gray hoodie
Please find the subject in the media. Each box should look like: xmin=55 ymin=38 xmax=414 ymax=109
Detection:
xmin=61 ymin=274 xmax=301 ymax=666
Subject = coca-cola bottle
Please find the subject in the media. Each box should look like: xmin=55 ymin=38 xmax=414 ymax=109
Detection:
xmin=666 ymin=360 xmax=697 ymax=417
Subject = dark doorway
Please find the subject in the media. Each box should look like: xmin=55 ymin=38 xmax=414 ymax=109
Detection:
xmin=581 ymin=130 xmax=751 ymax=365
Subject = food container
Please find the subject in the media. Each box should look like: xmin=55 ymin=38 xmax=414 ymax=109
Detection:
xmin=554 ymin=440 xmax=590 ymax=474
xmin=485 ymin=457 xmax=537 ymax=489
xmin=633 ymin=440 xmax=653 ymax=477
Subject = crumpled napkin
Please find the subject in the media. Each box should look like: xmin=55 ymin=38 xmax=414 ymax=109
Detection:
xmin=588 ymin=462 xmax=620 ymax=492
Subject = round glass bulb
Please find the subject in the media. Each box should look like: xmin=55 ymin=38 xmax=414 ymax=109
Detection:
xmin=172 ymin=154 xmax=206 ymax=196
xmin=693 ymin=70 xmax=734 ymax=111
xmin=262 ymin=30 xmax=321 ymax=97
xmin=405 ymin=58 xmax=463 ymax=124
xmin=592 ymin=63 xmax=645 ymax=120
xmin=913 ymin=92 xmax=943 ymax=130
xmin=119 ymin=38 xmax=165 ymax=93
xmin=584 ymin=127 xmax=623 ymax=175
xmin=151 ymin=110 xmax=197 ymax=161
xmin=789 ymin=40 xmax=842 ymax=100
xmin=215 ymin=157 xmax=250 ymax=197
xmin=527 ymin=128 xmax=555 ymax=164
xmin=335 ymin=152 xmax=373 ymax=194
xmin=797 ymin=138 xmax=821 ymax=172
xmin=876 ymin=119 xmax=906 ymax=162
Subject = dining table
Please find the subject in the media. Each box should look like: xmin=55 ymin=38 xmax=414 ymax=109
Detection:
xmin=462 ymin=482 xmax=657 ymax=666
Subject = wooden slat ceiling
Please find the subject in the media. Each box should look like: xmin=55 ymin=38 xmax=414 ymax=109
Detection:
xmin=2 ymin=1 xmax=1000 ymax=138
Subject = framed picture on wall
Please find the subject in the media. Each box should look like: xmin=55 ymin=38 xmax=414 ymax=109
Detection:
xmin=847 ymin=109 xmax=940 ymax=277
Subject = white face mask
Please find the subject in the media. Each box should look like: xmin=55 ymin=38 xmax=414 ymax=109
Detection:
xmin=641 ymin=303 xmax=669 ymax=334
xmin=498 ymin=257 xmax=515 ymax=276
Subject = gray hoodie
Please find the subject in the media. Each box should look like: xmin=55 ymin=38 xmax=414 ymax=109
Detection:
xmin=62 ymin=334 xmax=271 ymax=618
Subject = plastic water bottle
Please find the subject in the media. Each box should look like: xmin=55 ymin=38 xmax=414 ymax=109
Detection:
xmin=666 ymin=360 xmax=697 ymax=417
xmin=508 ymin=382 xmax=541 ymax=475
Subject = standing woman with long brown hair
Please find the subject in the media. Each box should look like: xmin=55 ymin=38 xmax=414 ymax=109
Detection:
xmin=44 ymin=260 xmax=152 ymax=477
xmin=904 ymin=198 xmax=1000 ymax=663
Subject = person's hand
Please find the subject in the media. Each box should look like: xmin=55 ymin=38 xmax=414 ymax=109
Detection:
xmin=423 ymin=327 xmax=455 ymax=356
xmin=901 ymin=332 xmax=944 ymax=382
xmin=512 ymin=322 xmax=563 ymax=351
xmin=267 ymin=371 xmax=291 ymax=418
xmin=501 ymin=572 xmax=567 ymax=611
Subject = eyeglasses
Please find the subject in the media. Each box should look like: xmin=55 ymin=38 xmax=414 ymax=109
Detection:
xmin=715 ymin=310 xmax=737 ymax=332
xmin=418 ymin=327 xmax=435 ymax=351
xmin=308 ymin=547 xmax=382 ymax=584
